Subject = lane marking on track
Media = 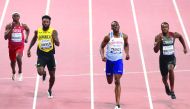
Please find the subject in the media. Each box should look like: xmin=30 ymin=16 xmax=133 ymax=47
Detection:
xmin=130 ymin=0 xmax=153 ymax=109
xmin=1 ymin=69 xmax=190 ymax=80
xmin=88 ymin=0 xmax=94 ymax=108
xmin=0 ymin=0 xmax=10 ymax=31
xmin=32 ymin=0 xmax=51 ymax=109
xmin=173 ymin=0 xmax=190 ymax=50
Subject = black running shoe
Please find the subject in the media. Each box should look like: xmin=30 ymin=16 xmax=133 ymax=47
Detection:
xmin=170 ymin=92 xmax=176 ymax=99
xmin=165 ymin=85 xmax=171 ymax=95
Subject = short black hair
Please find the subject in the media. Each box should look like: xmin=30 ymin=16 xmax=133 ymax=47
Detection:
xmin=161 ymin=22 xmax=169 ymax=27
xmin=12 ymin=12 xmax=20 ymax=17
xmin=111 ymin=21 xmax=119 ymax=25
xmin=42 ymin=15 xmax=51 ymax=20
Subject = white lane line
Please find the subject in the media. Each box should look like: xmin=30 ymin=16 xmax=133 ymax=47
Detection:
xmin=0 ymin=0 xmax=10 ymax=31
xmin=1 ymin=69 xmax=190 ymax=80
xmin=173 ymin=0 xmax=190 ymax=50
xmin=32 ymin=0 xmax=51 ymax=109
xmin=130 ymin=0 xmax=154 ymax=109
xmin=88 ymin=0 xmax=94 ymax=108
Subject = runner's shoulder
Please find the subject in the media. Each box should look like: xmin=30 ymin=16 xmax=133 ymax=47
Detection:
xmin=105 ymin=33 xmax=110 ymax=40
xmin=21 ymin=23 xmax=27 ymax=27
xmin=5 ymin=23 xmax=12 ymax=29
xmin=21 ymin=23 xmax=29 ymax=29
xmin=156 ymin=33 xmax=162 ymax=38
xmin=122 ymin=33 xmax=128 ymax=38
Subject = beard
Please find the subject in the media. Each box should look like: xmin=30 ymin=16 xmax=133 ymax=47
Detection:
xmin=162 ymin=30 xmax=168 ymax=36
xmin=13 ymin=19 xmax=19 ymax=23
xmin=162 ymin=31 xmax=168 ymax=36
xmin=42 ymin=25 xmax=49 ymax=30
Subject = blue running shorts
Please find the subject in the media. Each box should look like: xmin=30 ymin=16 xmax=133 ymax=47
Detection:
xmin=106 ymin=59 xmax=123 ymax=76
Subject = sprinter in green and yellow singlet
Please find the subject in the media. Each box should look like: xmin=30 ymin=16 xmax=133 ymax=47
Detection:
xmin=27 ymin=15 xmax=60 ymax=99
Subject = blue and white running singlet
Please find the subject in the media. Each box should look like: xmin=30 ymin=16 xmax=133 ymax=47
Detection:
xmin=106 ymin=31 xmax=124 ymax=61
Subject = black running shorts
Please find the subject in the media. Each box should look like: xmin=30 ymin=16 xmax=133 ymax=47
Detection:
xmin=37 ymin=54 xmax=56 ymax=71
xmin=159 ymin=55 xmax=176 ymax=76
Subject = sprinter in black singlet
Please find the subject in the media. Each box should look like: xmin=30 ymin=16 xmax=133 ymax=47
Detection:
xmin=154 ymin=22 xmax=187 ymax=99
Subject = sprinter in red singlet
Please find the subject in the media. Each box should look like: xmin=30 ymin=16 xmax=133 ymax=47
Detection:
xmin=4 ymin=12 xmax=30 ymax=81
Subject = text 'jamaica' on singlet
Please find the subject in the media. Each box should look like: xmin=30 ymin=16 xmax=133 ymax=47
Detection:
xmin=106 ymin=32 xmax=124 ymax=61
xmin=9 ymin=23 xmax=25 ymax=47
xmin=37 ymin=27 xmax=54 ymax=53
xmin=160 ymin=32 xmax=175 ymax=56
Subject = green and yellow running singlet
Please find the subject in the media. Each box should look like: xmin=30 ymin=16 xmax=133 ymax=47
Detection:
xmin=37 ymin=27 xmax=54 ymax=52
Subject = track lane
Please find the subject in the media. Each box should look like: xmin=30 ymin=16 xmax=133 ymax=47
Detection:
xmin=133 ymin=0 xmax=190 ymax=109
xmin=35 ymin=0 xmax=91 ymax=109
xmin=92 ymin=0 xmax=149 ymax=108
xmin=0 ymin=0 xmax=47 ymax=109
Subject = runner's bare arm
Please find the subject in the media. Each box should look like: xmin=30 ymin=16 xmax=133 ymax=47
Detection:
xmin=123 ymin=33 xmax=129 ymax=60
xmin=4 ymin=23 xmax=12 ymax=40
xmin=52 ymin=30 xmax=60 ymax=46
xmin=154 ymin=34 xmax=162 ymax=53
xmin=27 ymin=31 xmax=37 ymax=57
xmin=174 ymin=32 xmax=187 ymax=53
xmin=22 ymin=24 xmax=30 ymax=43
xmin=100 ymin=35 xmax=110 ymax=62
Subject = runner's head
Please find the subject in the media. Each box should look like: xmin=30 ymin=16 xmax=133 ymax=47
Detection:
xmin=12 ymin=12 xmax=20 ymax=22
xmin=42 ymin=15 xmax=51 ymax=30
xmin=161 ymin=22 xmax=169 ymax=35
xmin=111 ymin=21 xmax=120 ymax=33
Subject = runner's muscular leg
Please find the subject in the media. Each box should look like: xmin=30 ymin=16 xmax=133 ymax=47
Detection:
xmin=168 ymin=64 xmax=175 ymax=92
xmin=114 ymin=74 xmax=122 ymax=106
xmin=16 ymin=53 xmax=22 ymax=73
xmin=10 ymin=60 xmax=16 ymax=74
xmin=9 ymin=49 xmax=16 ymax=74
xmin=48 ymin=70 xmax=55 ymax=91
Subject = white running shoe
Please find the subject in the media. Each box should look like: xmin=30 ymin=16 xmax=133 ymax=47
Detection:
xmin=18 ymin=73 xmax=23 ymax=81
xmin=114 ymin=105 xmax=121 ymax=109
xmin=47 ymin=90 xmax=53 ymax=99
xmin=12 ymin=74 xmax=16 ymax=81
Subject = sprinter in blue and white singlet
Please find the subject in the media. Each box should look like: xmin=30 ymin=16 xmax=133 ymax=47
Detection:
xmin=100 ymin=21 xmax=129 ymax=109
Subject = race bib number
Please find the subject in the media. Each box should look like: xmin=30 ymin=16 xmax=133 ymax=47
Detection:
xmin=11 ymin=33 xmax=22 ymax=42
xmin=163 ymin=45 xmax=174 ymax=55
xmin=40 ymin=40 xmax=52 ymax=49
xmin=110 ymin=48 xmax=122 ymax=54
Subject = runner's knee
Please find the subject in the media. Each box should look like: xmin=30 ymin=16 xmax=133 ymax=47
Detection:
xmin=16 ymin=57 xmax=22 ymax=63
xmin=106 ymin=75 xmax=113 ymax=84
xmin=37 ymin=67 xmax=44 ymax=76
xmin=16 ymin=53 xmax=22 ymax=59
xmin=11 ymin=61 xmax=16 ymax=65
xmin=49 ymin=71 xmax=55 ymax=77
xmin=50 ymin=72 xmax=55 ymax=78
xmin=49 ymin=72 xmax=55 ymax=82
xmin=107 ymin=80 xmax=113 ymax=84
xmin=115 ymin=79 xmax=120 ymax=86
xmin=168 ymin=64 xmax=174 ymax=71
